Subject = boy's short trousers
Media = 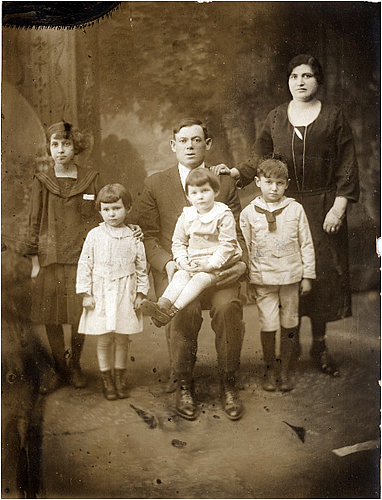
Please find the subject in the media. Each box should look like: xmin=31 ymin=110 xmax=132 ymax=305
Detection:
xmin=254 ymin=282 xmax=300 ymax=331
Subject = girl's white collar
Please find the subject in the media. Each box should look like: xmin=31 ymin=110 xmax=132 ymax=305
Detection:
xmin=100 ymin=222 xmax=133 ymax=238
xmin=183 ymin=201 xmax=229 ymax=223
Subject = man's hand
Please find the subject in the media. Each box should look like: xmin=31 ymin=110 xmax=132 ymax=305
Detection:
xmin=210 ymin=164 xmax=231 ymax=176
xmin=165 ymin=260 xmax=178 ymax=282
xmin=134 ymin=292 xmax=145 ymax=309
xmin=128 ymin=224 xmax=144 ymax=241
xmin=300 ymin=278 xmax=312 ymax=296
xmin=215 ymin=261 xmax=247 ymax=288
xmin=83 ymin=294 xmax=95 ymax=310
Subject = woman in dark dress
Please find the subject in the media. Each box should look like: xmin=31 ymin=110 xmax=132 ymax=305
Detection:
xmin=212 ymin=54 xmax=359 ymax=376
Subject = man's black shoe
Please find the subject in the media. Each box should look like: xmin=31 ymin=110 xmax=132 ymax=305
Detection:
xmin=176 ymin=380 xmax=197 ymax=420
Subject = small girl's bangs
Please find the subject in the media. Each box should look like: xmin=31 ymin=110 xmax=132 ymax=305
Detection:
xmin=50 ymin=132 xmax=72 ymax=141
xmin=98 ymin=193 xmax=121 ymax=205
xmin=185 ymin=169 xmax=220 ymax=193
xmin=96 ymin=184 xmax=132 ymax=211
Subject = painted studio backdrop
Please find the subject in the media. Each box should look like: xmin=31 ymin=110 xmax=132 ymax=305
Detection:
xmin=2 ymin=2 xmax=380 ymax=293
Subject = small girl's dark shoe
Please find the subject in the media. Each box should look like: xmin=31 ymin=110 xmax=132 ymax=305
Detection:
xmin=114 ymin=369 xmax=129 ymax=399
xmin=101 ymin=370 xmax=117 ymax=400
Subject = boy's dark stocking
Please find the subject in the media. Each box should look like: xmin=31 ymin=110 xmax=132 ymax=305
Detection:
xmin=280 ymin=326 xmax=300 ymax=391
xmin=310 ymin=320 xmax=339 ymax=376
xmin=260 ymin=331 xmax=277 ymax=391
xmin=68 ymin=328 xmax=87 ymax=388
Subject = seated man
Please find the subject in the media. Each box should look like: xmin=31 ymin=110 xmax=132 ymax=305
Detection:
xmin=131 ymin=118 xmax=247 ymax=421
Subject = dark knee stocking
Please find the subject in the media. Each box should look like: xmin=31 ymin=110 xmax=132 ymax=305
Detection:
xmin=45 ymin=324 xmax=67 ymax=375
xmin=71 ymin=327 xmax=85 ymax=367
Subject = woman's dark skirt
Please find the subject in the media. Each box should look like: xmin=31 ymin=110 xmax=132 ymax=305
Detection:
xmin=291 ymin=189 xmax=352 ymax=324
xmin=31 ymin=264 xmax=82 ymax=325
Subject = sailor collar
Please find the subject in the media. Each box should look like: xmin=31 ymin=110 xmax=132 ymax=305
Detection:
xmin=183 ymin=201 xmax=230 ymax=223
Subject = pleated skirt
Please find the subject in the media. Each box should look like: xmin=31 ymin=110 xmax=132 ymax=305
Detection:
xmin=31 ymin=264 xmax=82 ymax=325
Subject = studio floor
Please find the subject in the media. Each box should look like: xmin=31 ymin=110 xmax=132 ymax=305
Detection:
xmin=38 ymin=291 xmax=380 ymax=498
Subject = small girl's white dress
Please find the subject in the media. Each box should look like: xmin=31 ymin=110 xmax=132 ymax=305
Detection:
xmin=76 ymin=223 xmax=150 ymax=335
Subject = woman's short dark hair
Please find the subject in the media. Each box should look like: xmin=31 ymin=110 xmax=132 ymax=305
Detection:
xmin=185 ymin=168 xmax=220 ymax=195
xmin=287 ymin=54 xmax=324 ymax=85
xmin=257 ymin=156 xmax=289 ymax=180
xmin=96 ymin=184 xmax=133 ymax=211
xmin=46 ymin=121 xmax=88 ymax=156
xmin=173 ymin=118 xmax=210 ymax=140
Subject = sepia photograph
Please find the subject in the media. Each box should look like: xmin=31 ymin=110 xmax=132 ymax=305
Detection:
xmin=1 ymin=1 xmax=380 ymax=498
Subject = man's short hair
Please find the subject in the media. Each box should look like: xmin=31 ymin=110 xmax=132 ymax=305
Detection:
xmin=173 ymin=118 xmax=210 ymax=140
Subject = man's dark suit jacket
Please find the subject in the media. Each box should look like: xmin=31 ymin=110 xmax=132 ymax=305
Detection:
xmin=131 ymin=165 xmax=247 ymax=296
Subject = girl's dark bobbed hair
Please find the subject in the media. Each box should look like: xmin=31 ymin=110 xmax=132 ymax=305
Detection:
xmin=287 ymin=54 xmax=324 ymax=85
xmin=95 ymin=184 xmax=133 ymax=212
xmin=46 ymin=121 xmax=88 ymax=156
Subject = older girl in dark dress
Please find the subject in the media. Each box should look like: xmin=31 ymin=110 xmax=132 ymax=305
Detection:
xmin=27 ymin=122 xmax=103 ymax=392
xmin=213 ymin=55 xmax=359 ymax=376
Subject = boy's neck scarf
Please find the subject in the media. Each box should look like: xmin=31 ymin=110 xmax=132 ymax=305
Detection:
xmin=254 ymin=205 xmax=288 ymax=232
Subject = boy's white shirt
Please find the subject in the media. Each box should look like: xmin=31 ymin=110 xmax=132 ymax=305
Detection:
xmin=239 ymin=195 xmax=316 ymax=285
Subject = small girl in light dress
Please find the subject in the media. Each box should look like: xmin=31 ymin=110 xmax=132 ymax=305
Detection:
xmin=76 ymin=184 xmax=150 ymax=400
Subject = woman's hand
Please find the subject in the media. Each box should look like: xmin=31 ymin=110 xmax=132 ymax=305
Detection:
xmin=134 ymin=292 xmax=145 ymax=310
xmin=215 ymin=261 xmax=247 ymax=288
xmin=323 ymin=208 xmax=343 ymax=234
xmin=128 ymin=224 xmax=144 ymax=241
xmin=300 ymin=278 xmax=312 ymax=296
xmin=323 ymin=197 xmax=347 ymax=234
xmin=83 ymin=294 xmax=95 ymax=310
xmin=31 ymin=255 xmax=40 ymax=279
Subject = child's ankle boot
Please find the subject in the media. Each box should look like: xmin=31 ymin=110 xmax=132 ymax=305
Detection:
xmin=101 ymin=370 xmax=117 ymax=400
xmin=114 ymin=369 xmax=129 ymax=399
xmin=261 ymin=331 xmax=277 ymax=391
xmin=140 ymin=298 xmax=172 ymax=326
